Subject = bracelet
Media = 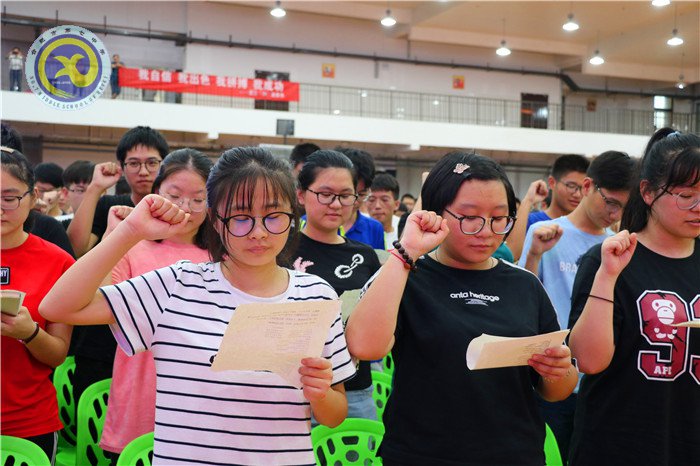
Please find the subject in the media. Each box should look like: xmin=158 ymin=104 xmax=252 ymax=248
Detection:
xmin=589 ymin=294 xmax=614 ymax=305
xmin=391 ymin=240 xmax=417 ymax=271
xmin=21 ymin=322 xmax=40 ymax=345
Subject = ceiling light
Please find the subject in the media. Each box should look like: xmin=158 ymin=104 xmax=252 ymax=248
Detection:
xmin=432 ymin=99 xmax=440 ymax=106
xmin=270 ymin=1 xmax=286 ymax=18
xmin=496 ymin=40 xmax=511 ymax=56
xmin=652 ymin=0 xmax=671 ymax=6
xmin=667 ymin=28 xmax=683 ymax=46
xmin=676 ymin=74 xmax=685 ymax=89
xmin=589 ymin=50 xmax=604 ymax=65
xmin=562 ymin=13 xmax=579 ymax=32
xmin=381 ymin=9 xmax=397 ymax=27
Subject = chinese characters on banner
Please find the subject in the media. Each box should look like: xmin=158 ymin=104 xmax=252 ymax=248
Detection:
xmin=119 ymin=68 xmax=300 ymax=102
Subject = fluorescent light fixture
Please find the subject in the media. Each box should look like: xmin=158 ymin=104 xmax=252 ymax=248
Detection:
xmin=562 ymin=14 xmax=579 ymax=32
xmin=381 ymin=9 xmax=397 ymax=27
xmin=496 ymin=40 xmax=511 ymax=56
xmin=667 ymin=29 xmax=683 ymax=46
xmin=270 ymin=1 xmax=286 ymax=18
xmin=652 ymin=0 xmax=671 ymax=7
xmin=589 ymin=50 xmax=604 ymax=65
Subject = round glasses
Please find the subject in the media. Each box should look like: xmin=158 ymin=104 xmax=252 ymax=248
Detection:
xmin=665 ymin=190 xmax=700 ymax=210
xmin=160 ymin=192 xmax=207 ymax=213
xmin=558 ymin=180 xmax=583 ymax=195
xmin=1 ymin=190 xmax=32 ymax=211
xmin=444 ymin=208 xmax=515 ymax=235
xmin=123 ymin=159 xmax=161 ymax=174
xmin=307 ymin=189 xmax=358 ymax=206
xmin=216 ymin=212 xmax=294 ymax=237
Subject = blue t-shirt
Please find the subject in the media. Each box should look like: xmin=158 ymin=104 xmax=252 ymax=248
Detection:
xmin=345 ymin=213 xmax=385 ymax=250
xmin=518 ymin=216 xmax=612 ymax=328
xmin=527 ymin=210 xmax=551 ymax=231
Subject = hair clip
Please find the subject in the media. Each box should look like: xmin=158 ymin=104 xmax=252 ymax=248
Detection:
xmin=666 ymin=130 xmax=681 ymax=138
xmin=453 ymin=163 xmax=470 ymax=174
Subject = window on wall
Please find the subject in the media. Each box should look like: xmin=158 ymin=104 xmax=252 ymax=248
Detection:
xmin=653 ymin=96 xmax=672 ymax=129
xmin=521 ymin=93 xmax=549 ymax=129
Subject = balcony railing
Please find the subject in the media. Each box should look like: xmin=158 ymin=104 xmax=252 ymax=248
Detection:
xmin=111 ymin=83 xmax=697 ymax=136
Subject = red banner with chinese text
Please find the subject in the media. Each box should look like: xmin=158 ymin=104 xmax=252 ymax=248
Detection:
xmin=118 ymin=68 xmax=299 ymax=102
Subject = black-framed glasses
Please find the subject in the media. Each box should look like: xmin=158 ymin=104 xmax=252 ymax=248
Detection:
xmin=444 ymin=208 xmax=515 ymax=235
xmin=664 ymin=189 xmax=700 ymax=211
xmin=595 ymin=185 xmax=624 ymax=214
xmin=1 ymin=190 xmax=32 ymax=211
xmin=160 ymin=192 xmax=207 ymax=213
xmin=216 ymin=211 xmax=294 ymax=237
xmin=306 ymin=189 xmax=358 ymax=206
xmin=558 ymin=180 xmax=583 ymax=195
xmin=122 ymin=158 xmax=162 ymax=173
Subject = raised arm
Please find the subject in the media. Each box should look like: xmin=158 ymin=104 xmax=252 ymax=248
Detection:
xmin=345 ymin=210 xmax=448 ymax=360
xmin=569 ymin=231 xmax=637 ymax=374
xmin=67 ymin=162 xmax=121 ymax=257
xmin=521 ymin=223 xmax=563 ymax=276
xmin=40 ymin=195 xmax=190 ymax=326
xmin=508 ymin=180 xmax=548 ymax=261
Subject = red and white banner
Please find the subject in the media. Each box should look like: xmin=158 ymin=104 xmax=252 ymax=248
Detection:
xmin=119 ymin=67 xmax=300 ymax=102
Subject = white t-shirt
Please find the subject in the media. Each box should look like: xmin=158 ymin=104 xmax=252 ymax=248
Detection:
xmin=384 ymin=215 xmax=401 ymax=249
xmin=100 ymin=261 xmax=355 ymax=466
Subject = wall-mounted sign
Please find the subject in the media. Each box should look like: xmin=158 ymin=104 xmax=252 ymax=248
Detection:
xmin=452 ymin=75 xmax=465 ymax=90
xmin=322 ymin=63 xmax=335 ymax=78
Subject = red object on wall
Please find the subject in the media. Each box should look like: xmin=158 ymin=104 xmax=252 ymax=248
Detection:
xmin=119 ymin=68 xmax=300 ymax=102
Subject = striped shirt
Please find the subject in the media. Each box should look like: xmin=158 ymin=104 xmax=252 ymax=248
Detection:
xmin=100 ymin=261 xmax=355 ymax=466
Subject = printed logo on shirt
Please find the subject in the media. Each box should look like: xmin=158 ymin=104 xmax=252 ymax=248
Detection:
xmin=335 ymin=254 xmax=364 ymax=279
xmin=0 ymin=267 xmax=9 ymax=285
xmin=292 ymin=257 xmax=314 ymax=273
xmin=450 ymin=290 xmax=500 ymax=306
xmin=559 ymin=261 xmax=578 ymax=273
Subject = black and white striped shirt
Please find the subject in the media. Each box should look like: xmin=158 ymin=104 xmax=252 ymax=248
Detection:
xmin=100 ymin=261 xmax=355 ymax=465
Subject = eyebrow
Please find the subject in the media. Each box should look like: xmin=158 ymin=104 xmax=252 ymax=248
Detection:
xmin=125 ymin=157 xmax=161 ymax=162
xmin=456 ymin=203 xmax=508 ymax=210
xmin=1 ymin=189 xmax=22 ymax=194
xmin=317 ymin=186 xmax=354 ymax=193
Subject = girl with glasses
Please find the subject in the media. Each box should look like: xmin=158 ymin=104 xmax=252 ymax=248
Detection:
xmin=291 ymin=150 xmax=382 ymax=422
xmin=569 ymin=128 xmax=700 ymax=465
xmin=346 ymin=151 xmax=577 ymax=465
xmin=1 ymin=148 xmax=74 ymax=463
xmin=40 ymin=146 xmax=355 ymax=465
xmin=98 ymin=149 xmax=214 ymax=463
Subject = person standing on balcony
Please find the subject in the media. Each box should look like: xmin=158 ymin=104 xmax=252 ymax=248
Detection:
xmin=6 ymin=47 xmax=24 ymax=92
xmin=111 ymin=54 xmax=124 ymax=99
xmin=509 ymin=154 xmax=590 ymax=261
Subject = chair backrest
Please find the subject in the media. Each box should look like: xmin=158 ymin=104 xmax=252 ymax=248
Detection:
xmin=76 ymin=378 xmax=112 ymax=466
xmin=1 ymin=435 xmax=52 ymax=466
xmin=311 ymin=418 xmax=384 ymax=466
xmin=53 ymin=355 xmax=77 ymax=447
xmin=382 ymin=352 xmax=394 ymax=375
xmin=116 ymin=432 xmax=154 ymax=466
xmin=370 ymin=370 xmax=392 ymax=420
xmin=544 ymin=423 xmax=563 ymax=465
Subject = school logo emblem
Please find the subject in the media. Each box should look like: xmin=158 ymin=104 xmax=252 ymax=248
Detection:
xmin=25 ymin=25 xmax=110 ymax=110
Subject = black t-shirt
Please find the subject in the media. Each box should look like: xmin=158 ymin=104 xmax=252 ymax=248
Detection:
xmin=568 ymin=240 xmax=700 ymax=466
xmin=72 ymin=195 xmax=134 ymax=362
xmin=27 ymin=211 xmax=75 ymax=258
xmin=91 ymin=194 xmax=133 ymax=240
xmin=380 ymin=256 xmax=559 ymax=466
xmin=290 ymin=234 xmax=381 ymax=390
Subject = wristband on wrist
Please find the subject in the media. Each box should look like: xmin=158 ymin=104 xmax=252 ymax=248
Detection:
xmin=588 ymin=294 xmax=614 ymax=305
xmin=391 ymin=240 xmax=417 ymax=271
xmin=21 ymin=322 xmax=40 ymax=345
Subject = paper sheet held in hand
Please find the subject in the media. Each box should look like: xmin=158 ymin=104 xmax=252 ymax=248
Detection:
xmin=1 ymin=290 xmax=26 ymax=316
xmin=210 ymin=300 xmax=340 ymax=388
xmin=466 ymin=329 xmax=570 ymax=370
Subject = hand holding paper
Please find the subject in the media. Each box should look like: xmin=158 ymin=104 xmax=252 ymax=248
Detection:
xmin=466 ymin=329 xmax=570 ymax=370
xmin=1 ymin=290 xmax=26 ymax=316
xmin=211 ymin=300 xmax=340 ymax=388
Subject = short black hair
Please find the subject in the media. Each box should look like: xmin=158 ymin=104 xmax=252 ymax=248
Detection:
xmin=289 ymin=142 xmax=321 ymax=168
xmin=587 ymin=151 xmax=636 ymax=191
xmin=297 ymin=150 xmax=357 ymax=190
xmin=116 ymin=126 xmax=169 ymax=164
xmin=1 ymin=123 xmax=23 ymax=152
xmin=34 ymin=162 xmax=64 ymax=188
xmin=551 ymin=154 xmax=590 ymax=180
xmin=371 ymin=172 xmax=400 ymax=200
xmin=335 ymin=147 xmax=376 ymax=189
xmin=401 ymin=193 xmax=416 ymax=202
xmin=63 ymin=160 xmax=94 ymax=186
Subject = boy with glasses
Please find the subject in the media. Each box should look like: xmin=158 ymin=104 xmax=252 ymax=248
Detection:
xmin=33 ymin=162 xmax=65 ymax=218
xmin=518 ymin=150 xmax=636 ymax=462
xmin=56 ymin=160 xmax=94 ymax=229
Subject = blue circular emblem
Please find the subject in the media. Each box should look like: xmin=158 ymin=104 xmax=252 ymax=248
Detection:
xmin=25 ymin=26 xmax=111 ymax=110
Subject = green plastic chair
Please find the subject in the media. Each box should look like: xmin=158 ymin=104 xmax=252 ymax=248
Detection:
xmin=57 ymin=378 xmax=112 ymax=466
xmin=53 ymin=356 xmax=78 ymax=448
xmin=311 ymin=418 xmax=384 ymax=466
xmin=0 ymin=435 xmax=52 ymax=466
xmin=544 ymin=423 xmax=563 ymax=465
xmin=382 ymin=352 xmax=394 ymax=376
xmin=370 ymin=370 xmax=392 ymax=420
xmin=116 ymin=432 xmax=154 ymax=466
